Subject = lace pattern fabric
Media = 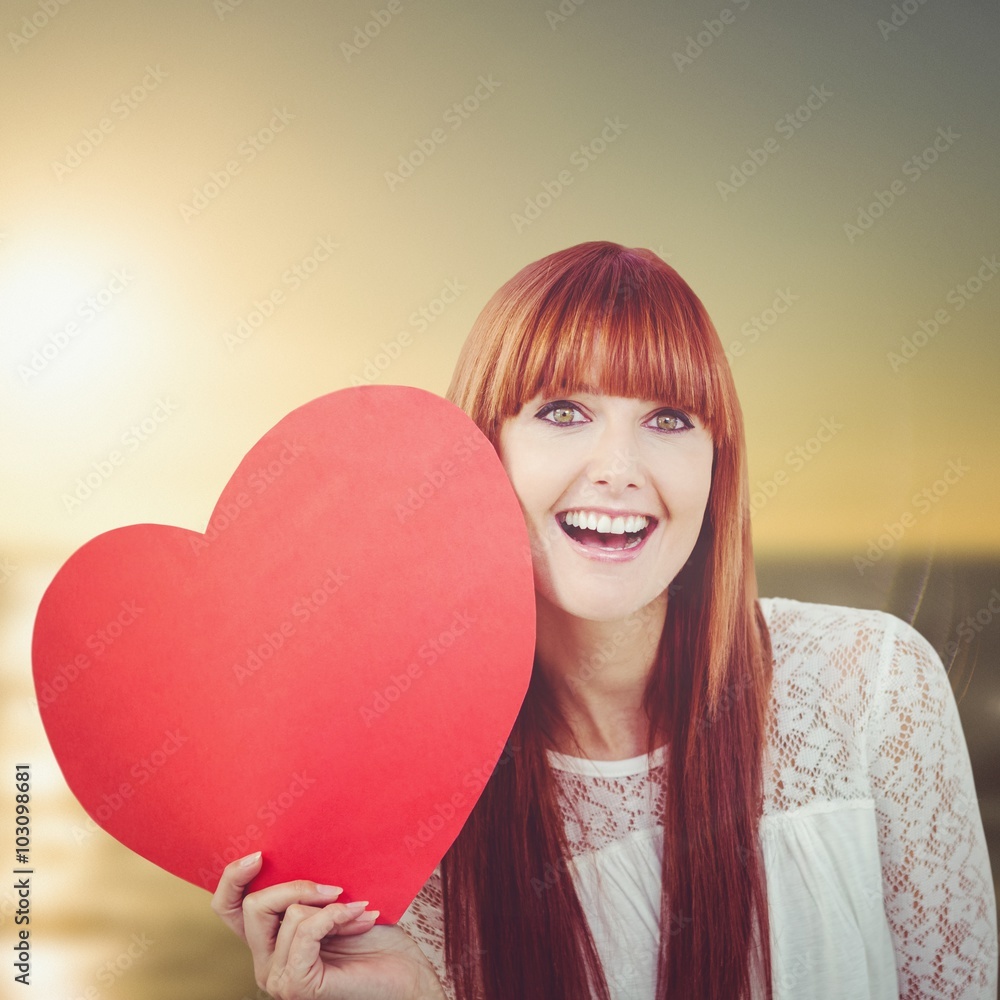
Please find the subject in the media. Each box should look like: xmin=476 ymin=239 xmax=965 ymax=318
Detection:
xmin=397 ymin=597 xmax=998 ymax=998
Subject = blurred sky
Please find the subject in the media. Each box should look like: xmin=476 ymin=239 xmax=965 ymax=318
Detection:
xmin=0 ymin=0 xmax=997 ymax=561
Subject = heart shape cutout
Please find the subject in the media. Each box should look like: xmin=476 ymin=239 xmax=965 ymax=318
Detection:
xmin=32 ymin=386 xmax=535 ymax=922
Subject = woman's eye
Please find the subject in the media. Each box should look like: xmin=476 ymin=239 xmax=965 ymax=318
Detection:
xmin=536 ymin=401 xmax=586 ymax=425
xmin=648 ymin=410 xmax=693 ymax=433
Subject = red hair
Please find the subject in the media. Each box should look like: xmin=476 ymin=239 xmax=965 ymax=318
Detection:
xmin=442 ymin=241 xmax=774 ymax=999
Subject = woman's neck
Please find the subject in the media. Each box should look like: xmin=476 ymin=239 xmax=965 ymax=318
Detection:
xmin=533 ymin=592 xmax=667 ymax=760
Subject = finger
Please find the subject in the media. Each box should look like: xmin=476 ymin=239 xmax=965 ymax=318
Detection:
xmin=242 ymin=879 xmax=345 ymax=961
xmin=270 ymin=902 xmax=379 ymax=993
xmin=210 ymin=851 xmax=263 ymax=938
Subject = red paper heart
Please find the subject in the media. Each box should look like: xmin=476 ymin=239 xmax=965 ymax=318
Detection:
xmin=32 ymin=386 xmax=535 ymax=922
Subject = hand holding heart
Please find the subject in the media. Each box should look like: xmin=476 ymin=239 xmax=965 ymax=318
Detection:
xmin=212 ymin=853 xmax=447 ymax=1000
xmin=32 ymin=386 xmax=536 ymax=927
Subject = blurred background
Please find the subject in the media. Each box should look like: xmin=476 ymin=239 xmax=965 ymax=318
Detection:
xmin=1 ymin=0 xmax=997 ymax=996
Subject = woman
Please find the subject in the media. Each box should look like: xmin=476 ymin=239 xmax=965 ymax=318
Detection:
xmin=211 ymin=242 xmax=997 ymax=999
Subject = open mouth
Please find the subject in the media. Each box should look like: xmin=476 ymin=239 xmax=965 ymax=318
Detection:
xmin=556 ymin=510 xmax=656 ymax=551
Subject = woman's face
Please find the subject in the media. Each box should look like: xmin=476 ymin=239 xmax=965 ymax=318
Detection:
xmin=497 ymin=389 xmax=715 ymax=623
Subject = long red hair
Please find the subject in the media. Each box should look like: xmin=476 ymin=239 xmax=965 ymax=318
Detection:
xmin=441 ymin=241 xmax=774 ymax=999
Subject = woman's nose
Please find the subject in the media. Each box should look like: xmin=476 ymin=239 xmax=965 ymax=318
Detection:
xmin=584 ymin=425 xmax=647 ymax=492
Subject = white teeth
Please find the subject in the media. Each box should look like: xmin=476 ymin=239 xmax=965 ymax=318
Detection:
xmin=560 ymin=511 xmax=650 ymax=535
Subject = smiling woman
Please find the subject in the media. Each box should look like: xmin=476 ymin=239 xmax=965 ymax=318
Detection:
xmin=211 ymin=242 xmax=997 ymax=1000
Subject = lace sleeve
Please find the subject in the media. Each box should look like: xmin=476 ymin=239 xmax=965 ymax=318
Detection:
xmin=863 ymin=614 xmax=998 ymax=998
xmin=396 ymin=865 xmax=456 ymax=999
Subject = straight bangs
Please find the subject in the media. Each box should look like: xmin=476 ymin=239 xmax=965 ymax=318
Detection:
xmin=448 ymin=243 xmax=740 ymax=450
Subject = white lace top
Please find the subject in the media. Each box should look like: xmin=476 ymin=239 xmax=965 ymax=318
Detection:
xmin=397 ymin=597 xmax=998 ymax=998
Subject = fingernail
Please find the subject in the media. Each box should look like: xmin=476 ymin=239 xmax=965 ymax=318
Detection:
xmin=357 ymin=909 xmax=379 ymax=922
xmin=316 ymin=884 xmax=343 ymax=896
xmin=344 ymin=900 xmax=369 ymax=916
xmin=239 ymin=852 xmax=262 ymax=867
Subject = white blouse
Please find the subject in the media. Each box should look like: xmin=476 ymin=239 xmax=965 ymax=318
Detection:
xmin=397 ymin=597 xmax=998 ymax=998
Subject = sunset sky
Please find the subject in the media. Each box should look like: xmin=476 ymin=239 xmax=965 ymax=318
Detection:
xmin=2 ymin=0 xmax=997 ymax=565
